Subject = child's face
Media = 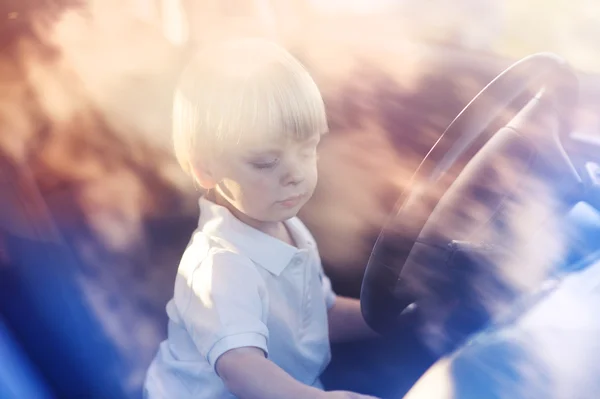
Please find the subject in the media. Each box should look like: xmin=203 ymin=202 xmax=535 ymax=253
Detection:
xmin=211 ymin=132 xmax=321 ymax=223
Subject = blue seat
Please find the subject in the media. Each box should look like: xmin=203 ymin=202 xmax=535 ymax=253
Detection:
xmin=0 ymin=318 xmax=53 ymax=399
xmin=0 ymin=159 xmax=133 ymax=398
xmin=0 ymin=234 xmax=130 ymax=398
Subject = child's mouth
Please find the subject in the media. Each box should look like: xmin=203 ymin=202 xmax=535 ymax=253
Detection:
xmin=277 ymin=194 xmax=305 ymax=208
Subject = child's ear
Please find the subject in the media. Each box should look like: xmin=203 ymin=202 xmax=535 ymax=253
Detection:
xmin=190 ymin=162 xmax=218 ymax=189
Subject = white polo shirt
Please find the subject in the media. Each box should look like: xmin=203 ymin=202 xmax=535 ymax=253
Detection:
xmin=144 ymin=197 xmax=336 ymax=399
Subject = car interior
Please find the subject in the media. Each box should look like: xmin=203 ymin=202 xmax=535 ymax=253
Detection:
xmin=1 ymin=51 xmax=600 ymax=399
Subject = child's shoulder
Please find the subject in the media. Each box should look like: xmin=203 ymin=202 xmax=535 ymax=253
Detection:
xmin=178 ymin=229 xmax=258 ymax=277
xmin=171 ymin=231 xmax=269 ymax=326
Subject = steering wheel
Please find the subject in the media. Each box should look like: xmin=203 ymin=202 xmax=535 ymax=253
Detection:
xmin=360 ymin=53 xmax=583 ymax=345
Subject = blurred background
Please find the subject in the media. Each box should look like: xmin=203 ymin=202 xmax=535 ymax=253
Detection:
xmin=1 ymin=0 xmax=600 ymax=397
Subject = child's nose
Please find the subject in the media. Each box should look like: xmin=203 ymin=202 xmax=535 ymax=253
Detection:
xmin=281 ymin=162 xmax=304 ymax=186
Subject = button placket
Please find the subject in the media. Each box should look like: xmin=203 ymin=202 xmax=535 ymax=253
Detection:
xmin=300 ymin=251 xmax=314 ymax=334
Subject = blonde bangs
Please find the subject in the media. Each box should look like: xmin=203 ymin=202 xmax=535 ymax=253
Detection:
xmin=240 ymin=61 xmax=329 ymax=144
xmin=172 ymin=39 xmax=328 ymax=174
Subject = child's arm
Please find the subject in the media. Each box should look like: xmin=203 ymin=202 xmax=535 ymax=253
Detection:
xmin=327 ymin=296 xmax=379 ymax=343
xmin=216 ymin=347 xmax=378 ymax=399
xmin=216 ymin=347 xmax=322 ymax=399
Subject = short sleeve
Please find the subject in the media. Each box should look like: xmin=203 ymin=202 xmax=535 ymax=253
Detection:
xmin=178 ymin=249 xmax=269 ymax=371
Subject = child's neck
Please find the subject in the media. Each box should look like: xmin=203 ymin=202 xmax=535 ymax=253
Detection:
xmin=210 ymin=192 xmax=296 ymax=247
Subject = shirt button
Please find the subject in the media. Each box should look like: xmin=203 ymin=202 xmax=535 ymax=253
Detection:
xmin=291 ymin=253 xmax=306 ymax=266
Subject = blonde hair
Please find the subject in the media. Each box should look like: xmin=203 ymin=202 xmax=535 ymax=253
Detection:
xmin=172 ymin=38 xmax=328 ymax=175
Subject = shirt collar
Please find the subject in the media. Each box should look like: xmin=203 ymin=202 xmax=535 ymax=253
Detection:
xmin=198 ymin=197 xmax=309 ymax=276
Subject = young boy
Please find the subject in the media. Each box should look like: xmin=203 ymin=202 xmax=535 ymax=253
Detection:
xmin=144 ymin=38 xmax=378 ymax=399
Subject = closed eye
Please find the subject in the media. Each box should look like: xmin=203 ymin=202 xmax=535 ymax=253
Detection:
xmin=250 ymin=159 xmax=279 ymax=170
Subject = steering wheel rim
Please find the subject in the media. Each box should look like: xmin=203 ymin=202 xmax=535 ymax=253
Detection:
xmin=360 ymin=53 xmax=581 ymax=336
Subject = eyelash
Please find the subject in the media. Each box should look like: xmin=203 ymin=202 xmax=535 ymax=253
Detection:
xmin=251 ymin=159 xmax=279 ymax=170
xmin=250 ymin=146 xmax=318 ymax=170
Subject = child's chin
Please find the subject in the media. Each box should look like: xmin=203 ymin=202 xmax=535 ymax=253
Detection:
xmin=270 ymin=207 xmax=301 ymax=222
xmin=275 ymin=210 xmax=299 ymax=222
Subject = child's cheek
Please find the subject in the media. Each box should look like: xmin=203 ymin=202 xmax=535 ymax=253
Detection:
xmin=248 ymin=174 xmax=274 ymax=194
xmin=258 ymin=176 xmax=276 ymax=193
